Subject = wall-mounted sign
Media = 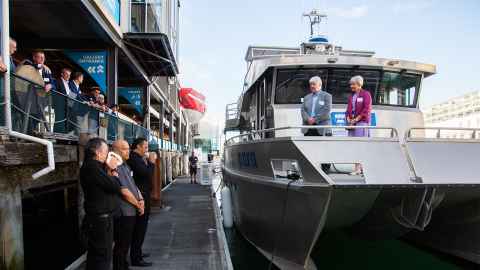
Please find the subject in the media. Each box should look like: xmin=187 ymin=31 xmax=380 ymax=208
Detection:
xmin=100 ymin=0 xmax=120 ymax=25
xmin=118 ymin=87 xmax=143 ymax=115
xmin=64 ymin=50 xmax=107 ymax=93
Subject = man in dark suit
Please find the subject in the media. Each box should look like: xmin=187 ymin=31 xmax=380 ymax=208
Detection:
xmin=23 ymin=50 xmax=56 ymax=134
xmin=69 ymin=71 xmax=83 ymax=97
xmin=54 ymin=68 xmax=73 ymax=133
xmin=127 ymin=137 xmax=156 ymax=267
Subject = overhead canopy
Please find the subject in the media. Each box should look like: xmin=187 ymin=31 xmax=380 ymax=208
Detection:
xmin=124 ymin=33 xmax=178 ymax=77
xmin=12 ymin=0 xmax=114 ymax=49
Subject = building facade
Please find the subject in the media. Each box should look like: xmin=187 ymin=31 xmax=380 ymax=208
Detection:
xmin=0 ymin=1 xmax=194 ymax=269
xmin=423 ymin=90 xmax=480 ymax=138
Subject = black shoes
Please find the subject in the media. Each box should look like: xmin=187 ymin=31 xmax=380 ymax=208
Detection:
xmin=131 ymin=259 xmax=153 ymax=267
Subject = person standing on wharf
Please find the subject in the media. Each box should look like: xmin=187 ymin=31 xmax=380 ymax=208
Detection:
xmin=112 ymin=139 xmax=145 ymax=270
xmin=80 ymin=137 xmax=122 ymax=270
xmin=127 ymin=137 xmax=156 ymax=267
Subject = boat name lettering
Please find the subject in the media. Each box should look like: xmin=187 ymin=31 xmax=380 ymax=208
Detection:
xmin=238 ymin=152 xmax=257 ymax=168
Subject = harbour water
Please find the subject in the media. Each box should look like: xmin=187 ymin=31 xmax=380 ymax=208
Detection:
xmin=211 ymin=174 xmax=477 ymax=270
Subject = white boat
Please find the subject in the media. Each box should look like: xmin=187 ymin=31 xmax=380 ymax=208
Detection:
xmin=223 ymin=10 xmax=480 ymax=270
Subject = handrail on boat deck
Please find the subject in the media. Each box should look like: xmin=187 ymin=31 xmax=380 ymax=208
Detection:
xmin=225 ymin=125 xmax=399 ymax=145
xmin=406 ymin=127 xmax=480 ymax=141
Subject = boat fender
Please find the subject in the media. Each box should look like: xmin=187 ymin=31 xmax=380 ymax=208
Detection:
xmin=221 ymin=186 xmax=233 ymax=228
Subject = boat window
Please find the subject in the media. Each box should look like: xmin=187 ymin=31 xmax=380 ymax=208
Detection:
xmin=376 ymin=72 xmax=420 ymax=107
xmin=325 ymin=69 xmax=380 ymax=104
xmin=274 ymin=69 xmax=328 ymax=104
xmin=274 ymin=68 xmax=421 ymax=107
xmin=271 ymin=159 xmax=303 ymax=181
xmin=274 ymin=68 xmax=379 ymax=104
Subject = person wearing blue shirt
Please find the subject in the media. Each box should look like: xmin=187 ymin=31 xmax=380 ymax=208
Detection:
xmin=301 ymin=76 xmax=332 ymax=136
xmin=301 ymin=76 xmax=332 ymax=172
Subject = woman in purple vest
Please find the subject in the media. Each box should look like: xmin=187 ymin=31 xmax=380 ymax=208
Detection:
xmin=346 ymin=75 xmax=372 ymax=175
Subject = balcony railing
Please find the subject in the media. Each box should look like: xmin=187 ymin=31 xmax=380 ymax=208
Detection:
xmin=1 ymin=73 xmax=185 ymax=152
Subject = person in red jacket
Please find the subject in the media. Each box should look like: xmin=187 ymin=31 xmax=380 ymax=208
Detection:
xmin=345 ymin=75 xmax=372 ymax=175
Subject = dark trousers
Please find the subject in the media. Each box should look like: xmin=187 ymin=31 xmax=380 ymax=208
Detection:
xmin=304 ymin=128 xmax=332 ymax=172
xmin=130 ymin=192 xmax=151 ymax=262
xmin=113 ymin=216 xmax=136 ymax=270
xmin=86 ymin=215 xmax=114 ymax=270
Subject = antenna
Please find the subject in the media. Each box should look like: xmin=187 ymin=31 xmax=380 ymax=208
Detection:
xmin=303 ymin=9 xmax=327 ymax=37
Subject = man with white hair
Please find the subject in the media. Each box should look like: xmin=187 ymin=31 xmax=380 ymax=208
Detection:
xmin=301 ymin=76 xmax=332 ymax=172
xmin=301 ymin=76 xmax=332 ymax=136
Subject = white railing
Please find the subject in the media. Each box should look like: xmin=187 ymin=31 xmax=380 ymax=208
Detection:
xmin=225 ymin=125 xmax=398 ymax=146
xmin=406 ymin=127 xmax=480 ymax=140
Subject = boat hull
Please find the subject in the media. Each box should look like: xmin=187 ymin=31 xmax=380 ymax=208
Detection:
xmin=224 ymin=138 xmax=480 ymax=268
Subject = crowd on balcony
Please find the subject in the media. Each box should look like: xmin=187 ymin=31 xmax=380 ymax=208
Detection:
xmin=0 ymin=37 xmax=143 ymax=135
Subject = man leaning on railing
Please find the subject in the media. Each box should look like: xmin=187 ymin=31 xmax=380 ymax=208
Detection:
xmin=21 ymin=50 xmax=56 ymax=134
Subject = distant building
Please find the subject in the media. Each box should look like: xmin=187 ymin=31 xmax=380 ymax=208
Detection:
xmin=423 ymin=90 xmax=480 ymax=138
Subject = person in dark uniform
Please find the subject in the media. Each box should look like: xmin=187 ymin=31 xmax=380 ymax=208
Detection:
xmin=189 ymin=151 xmax=199 ymax=184
xmin=80 ymin=137 xmax=123 ymax=270
xmin=127 ymin=137 xmax=156 ymax=267
xmin=112 ymin=139 xmax=145 ymax=270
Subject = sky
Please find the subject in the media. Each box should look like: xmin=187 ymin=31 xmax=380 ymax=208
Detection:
xmin=178 ymin=0 xmax=480 ymax=122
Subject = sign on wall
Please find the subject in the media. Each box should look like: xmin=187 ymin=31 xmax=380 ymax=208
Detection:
xmin=100 ymin=0 xmax=120 ymax=25
xmin=64 ymin=50 xmax=107 ymax=93
xmin=118 ymin=87 xmax=143 ymax=114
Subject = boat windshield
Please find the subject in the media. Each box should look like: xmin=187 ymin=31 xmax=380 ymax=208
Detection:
xmin=274 ymin=68 xmax=421 ymax=107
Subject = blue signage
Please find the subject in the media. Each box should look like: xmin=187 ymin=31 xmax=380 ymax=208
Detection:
xmin=100 ymin=0 xmax=120 ymax=25
xmin=238 ymin=152 xmax=257 ymax=168
xmin=64 ymin=50 xmax=107 ymax=93
xmin=331 ymin=112 xmax=377 ymax=126
xmin=118 ymin=87 xmax=143 ymax=114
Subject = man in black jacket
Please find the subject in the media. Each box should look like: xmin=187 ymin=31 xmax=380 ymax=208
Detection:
xmin=80 ymin=137 xmax=122 ymax=270
xmin=127 ymin=137 xmax=156 ymax=267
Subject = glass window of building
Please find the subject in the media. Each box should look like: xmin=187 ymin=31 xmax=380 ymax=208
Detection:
xmin=130 ymin=0 xmax=163 ymax=33
xmin=146 ymin=0 xmax=162 ymax=33
xmin=131 ymin=0 xmax=146 ymax=32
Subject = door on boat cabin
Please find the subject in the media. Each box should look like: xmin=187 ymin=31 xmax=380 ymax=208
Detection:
xmin=255 ymin=71 xmax=274 ymax=138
